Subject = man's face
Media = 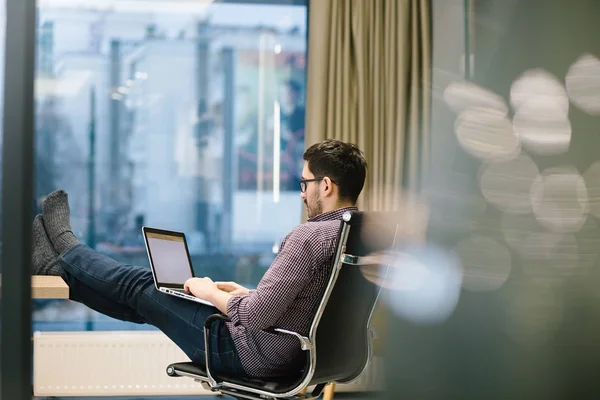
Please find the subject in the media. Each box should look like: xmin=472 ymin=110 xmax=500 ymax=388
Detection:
xmin=300 ymin=162 xmax=324 ymax=219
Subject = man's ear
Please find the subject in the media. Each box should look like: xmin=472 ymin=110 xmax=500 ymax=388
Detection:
xmin=322 ymin=177 xmax=334 ymax=197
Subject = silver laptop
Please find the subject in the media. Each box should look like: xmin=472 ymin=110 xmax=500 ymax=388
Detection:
xmin=142 ymin=226 xmax=215 ymax=308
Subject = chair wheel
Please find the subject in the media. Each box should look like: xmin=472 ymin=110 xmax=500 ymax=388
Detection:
xmin=166 ymin=366 xmax=175 ymax=376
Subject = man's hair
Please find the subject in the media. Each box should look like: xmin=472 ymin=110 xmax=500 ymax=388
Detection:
xmin=303 ymin=139 xmax=367 ymax=203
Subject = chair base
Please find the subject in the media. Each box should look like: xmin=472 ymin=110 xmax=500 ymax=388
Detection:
xmin=216 ymin=385 xmax=325 ymax=400
xmin=167 ymin=362 xmax=324 ymax=400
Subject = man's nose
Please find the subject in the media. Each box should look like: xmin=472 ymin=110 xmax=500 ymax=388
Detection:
xmin=300 ymin=191 xmax=306 ymax=199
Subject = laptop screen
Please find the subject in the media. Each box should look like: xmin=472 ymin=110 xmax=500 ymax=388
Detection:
xmin=144 ymin=229 xmax=194 ymax=286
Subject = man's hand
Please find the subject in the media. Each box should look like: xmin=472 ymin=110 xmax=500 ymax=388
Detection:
xmin=184 ymin=277 xmax=219 ymax=301
xmin=215 ymin=281 xmax=250 ymax=295
xmin=182 ymin=279 xmax=248 ymax=315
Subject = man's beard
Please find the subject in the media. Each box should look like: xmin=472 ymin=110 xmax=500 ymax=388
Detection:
xmin=305 ymin=193 xmax=323 ymax=218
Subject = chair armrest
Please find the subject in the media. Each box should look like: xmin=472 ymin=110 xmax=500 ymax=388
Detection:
xmin=203 ymin=313 xmax=231 ymax=388
xmin=270 ymin=328 xmax=313 ymax=351
xmin=202 ymin=316 xmax=312 ymax=389
xmin=204 ymin=313 xmax=231 ymax=329
xmin=263 ymin=326 xmax=313 ymax=351
xmin=263 ymin=327 xmax=312 ymax=384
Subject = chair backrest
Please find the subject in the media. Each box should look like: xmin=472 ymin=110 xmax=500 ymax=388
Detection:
xmin=308 ymin=211 xmax=399 ymax=385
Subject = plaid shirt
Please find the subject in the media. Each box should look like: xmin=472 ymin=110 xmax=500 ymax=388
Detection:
xmin=226 ymin=206 xmax=358 ymax=377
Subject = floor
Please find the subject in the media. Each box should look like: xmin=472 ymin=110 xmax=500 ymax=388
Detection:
xmin=35 ymin=392 xmax=382 ymax=400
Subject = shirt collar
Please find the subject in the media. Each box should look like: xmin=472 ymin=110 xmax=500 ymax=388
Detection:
xmin=308 ymin=206 xmax=359 ymax=222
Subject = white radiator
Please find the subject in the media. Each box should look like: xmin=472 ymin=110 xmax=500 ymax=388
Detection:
xmin=33 ymin=331 xmax=383 ymax=397
xmin=33 ymin=331 xmax=210 ymax=397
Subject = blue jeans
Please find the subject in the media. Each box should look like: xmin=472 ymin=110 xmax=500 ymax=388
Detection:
xmin=59 ymin=243 xmax=247 ymax=377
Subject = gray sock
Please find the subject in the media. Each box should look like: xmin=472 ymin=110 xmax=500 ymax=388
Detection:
xmin=42 ymin=189 xmax=80 ymax=254
xmin=32 ymin=215 xmax=62 ymax=275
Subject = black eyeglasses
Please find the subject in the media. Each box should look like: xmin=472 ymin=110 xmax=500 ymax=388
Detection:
xmin=299 ymin=177 xmax=338 ymax=193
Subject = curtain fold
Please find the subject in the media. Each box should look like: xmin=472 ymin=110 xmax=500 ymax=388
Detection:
xmin=306 ymin=0 xmax=432 ymax=212
xmin=305 ymin=0 xmax=432 ymax=361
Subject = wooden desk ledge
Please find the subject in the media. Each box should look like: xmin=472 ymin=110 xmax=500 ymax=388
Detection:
xmin=31 ymin=275 xmax=69 ymax=299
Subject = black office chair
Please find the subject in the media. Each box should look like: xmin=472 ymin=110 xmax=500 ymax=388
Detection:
xmin=166 ymin=211 xmax=400 ymax=400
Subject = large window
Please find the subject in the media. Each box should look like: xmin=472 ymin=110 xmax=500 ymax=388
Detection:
xmin=33 ymin=0 xmax=308 ymax=331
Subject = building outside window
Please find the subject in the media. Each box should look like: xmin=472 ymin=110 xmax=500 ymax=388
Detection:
xmin=30 ymin=0 xmax=308 ymax=331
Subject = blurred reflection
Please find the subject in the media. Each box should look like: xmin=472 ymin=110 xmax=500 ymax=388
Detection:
xmin=513 ymin=99 xmax=572 ymax=155
xmin=455 ymin=236 xmax=512 ymax=292
xmin=501 ymin=213 xmax=548 ymax=256
xmin=510 ymin=69 xmax=569 ymax=116
xmin=566 ymin=53 xmax=600 ymax=115
xmin=454 ymin=107 xmax=520 ymax=162
xmin=509 ymin=70 xmax=572 ymax=155
xmin=521 ymin=233 xmax=580 ymax=279
xmin=478 ymin=152 xmax=538 ymax=214
xmin=384 ymin=1 xmax=600 ymax=397
xmin=530 ymin=166 xmax=589 ymax=233
xmin=500 ymin=281 xmax=564 ymax=346
xmin=583 ymin=161 xmax=600 ymax=218
xmin=575 ymin=217 xmax=600 ymax=269
xmin=424 ymin=172 xmax=488 ymax=234
xmin=384 ymin=246 xmax=462 ymax=325
xmin=443 ymin=81 xmax=508 ymax=114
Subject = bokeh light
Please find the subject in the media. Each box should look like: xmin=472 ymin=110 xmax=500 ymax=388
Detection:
xmin=455 ymin=236 xmax=512 ymax=292
xmin=501 ymin=213 xmax=553 ymax=256
xmin=510 ymin=69 xmax=569 ymax=116
xmin=583 ymin=161 xmax=600 ymax=219
xmin=454 ymin=107 xmax=520 ymax=162
xmin=530 ymin=167 xmax=589 ymax=233
xmin=384 ymin=246 xmax=463 ymax=325
xmin=512 ymin=99 xmax=572 ymax=155
xmin=443 ymin=81 xmax=509 ymax=115
xmin=566 ymin=53 xmax=600 ymax=115
xmin=521 ymin=233 xmax=580 ymax=279
xmin=424 ymin=173 xmax=488 ymax=234
xmin=577 ymin=217 xmax=600 ymax=269
xmin=478 ymin=152 xmax=539 ymax=214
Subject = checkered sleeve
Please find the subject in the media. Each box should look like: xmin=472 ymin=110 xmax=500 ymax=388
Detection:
xmin=227 ymin=225 xmax=322 ymax=331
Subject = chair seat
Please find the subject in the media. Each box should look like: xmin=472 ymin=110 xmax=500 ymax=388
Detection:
xmin=167 ymin=362 xmax=305 ymax=394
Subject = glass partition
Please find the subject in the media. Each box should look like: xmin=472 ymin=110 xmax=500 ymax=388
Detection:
xmin=385 ymin=0 xmax=600 ymax=397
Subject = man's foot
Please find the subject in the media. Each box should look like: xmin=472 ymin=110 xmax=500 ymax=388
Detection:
xmin=32 ymin=215 xmax=61 ymax=275
xmin=41 ymin=190 xmax=80 ymax=254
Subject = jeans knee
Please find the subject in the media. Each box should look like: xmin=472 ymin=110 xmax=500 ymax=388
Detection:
xmin=119 ymin=267 xmax=154 ymax=305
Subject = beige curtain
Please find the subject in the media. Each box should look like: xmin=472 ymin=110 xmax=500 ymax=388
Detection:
xmin=305 ymin=0 xmax=432 ymax=212
xmin=305 ymin=0 xmax=432 ymax=363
